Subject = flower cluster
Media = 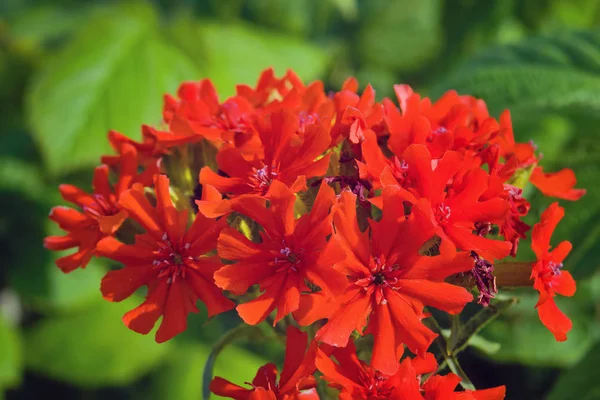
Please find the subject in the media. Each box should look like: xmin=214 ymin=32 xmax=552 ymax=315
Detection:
xmin=45 ymin=68 xmax=585 ymax=398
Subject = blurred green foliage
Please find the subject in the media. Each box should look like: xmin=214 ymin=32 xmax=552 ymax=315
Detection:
xmin=1 ymin=0 xmax=600 ymax=399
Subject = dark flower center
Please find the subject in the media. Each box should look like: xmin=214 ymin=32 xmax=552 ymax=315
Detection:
xmin=373 ymin=272 xmax=386 ymax=285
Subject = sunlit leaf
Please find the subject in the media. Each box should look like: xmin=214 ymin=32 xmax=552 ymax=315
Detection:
xmin=27 ymin=2 xmax=201 ymax=175
xmin=188 ymin=20 xmax=332 ymax=96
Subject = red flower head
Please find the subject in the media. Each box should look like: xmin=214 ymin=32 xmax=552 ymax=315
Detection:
xmin=331 ymin=77 xmax=385 ymax=145
xmin=237 ymin=68 xmax=333 ymax=119
xmin=44 ymin=144 xmax=138 ymax=272
xmin=163 ymin=78 xmax=261 ymax=157
xmin=101 ymin=129 xmax=163 ymax=187
xmin=530 ymin=167 xmax=586 ymax=201
xmin=316 ymin=341 xmax=505 ymax=400
xmin=210 ymin=326 xmax=319 ymax=400
xmin=198 ymin=110 xmax=331 ymax=217
xmin=531 ymin=202 xmax=577 ymax=341
xmin=214 ymin=180 xmax=346 ymax=325
xmin=383 ymin=85 xmax=500 ymax=160
xmin=379 ymin=144 xmax=512 ymax=262
xmin=315 ymin=187 xmax=473 ymax=375
xmin=96 ymin=174 xmax=234 ymax=342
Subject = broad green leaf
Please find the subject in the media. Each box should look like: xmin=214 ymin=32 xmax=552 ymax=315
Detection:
xmin=481 ymin=286 xmax=600 ymax=367
xmin=27 ymin=2 xmax=201 ymax=175
xmin=434 ymin=29 xmax=600 ymax=115
xmin=150 ymin=341 xmax=267 ymax=400
xmin=189 ymin=20 xmax=332 ymax=96
xmin=24 ymin=296 xmax=170 ymax=387
xmin=547 ymin=341 xmax=600 ymax=400
xmin=0 ymin=314 xmax=22 ymax=390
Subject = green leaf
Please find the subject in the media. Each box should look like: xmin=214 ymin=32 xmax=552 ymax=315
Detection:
xmin=27 ymin=2 xmax=201 ymax=175
xmin=547 ymin=341 xmax=600 ymax=400
xmin=24 ymin=296 xmax=170 ymax=387
xmin=187 ymin=20 xmax=332 ymax=96
xmin=434 ymin=29 xmax=600 ymax=115
xmin=481 ymin=286 xmax=600 ymax=367
xmin=0 ymin=158 xmax=44 ymax=199
xmin=150 ymin=341 xmax=268 ymax=400
xmin=0 ymin=313 xmax=22 ymax=391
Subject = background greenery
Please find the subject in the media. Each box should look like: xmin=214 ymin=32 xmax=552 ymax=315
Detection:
xmin=1 ymin=0 xmax=600 ymax=399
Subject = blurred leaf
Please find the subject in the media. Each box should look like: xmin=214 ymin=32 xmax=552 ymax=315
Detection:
xmin=438 ymin=0 xmax=515 ymax=68
xmin=435 ymin=29 xmax=600 ymax=115
xmin=481 ymin=286 xmax=600 ymax=367
xmin=150 ymin=341 xmax=267 ymax=400
xmin=24 ymin=296 xmax=170 ymax=387
xmin=0 ymin=313 xmax=22 ymax=391
xmin=357 ymin=0 xmax=441 ymax=72
xmin=9 ymin=5 xmax=91 ymax=43
xmin=245 ymin=0 xmax=312 ymax=36
xmin=27 ymin=1 xmax=201 ymax=175
xmin=330 ymin=0 xmax=358 ymax=21
xmin=0 ymin=158 xmax=44 ymax=198
xmin=547 ymin=341 xmax=600 ymax=400
xmin=190 ymin=20 xmax=332 ymax=96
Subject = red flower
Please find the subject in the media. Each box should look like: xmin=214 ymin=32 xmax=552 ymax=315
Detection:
xmin=236 ymin=67 xmax=298 ymax=108
xmin=384 ymin=84 xmax=500 ymax=159
xmin=44 ymin=144 xmax=138 ymax=272
xmin=315 ymin=188 xmax=473 ymax=375
xmin=531 ymin=202 xmax=576 ymax=341
xmin=237 ymin=68 xmax=333 ymax=119
xmin=162 ymin=78 xmax=260 ymax=153
xmin=316 ymin=341 xmax=505 ymax=400
xmin=331 ymin=77 xmax=385 ymax=145
xmin=210 ymin=326 xmax=319 ymax=400
xmin=214 ymin=180 xmax=346 ymax=325
xmin=501 ymin=185 xmax=531 ymax=257
xmin=381 ymin=144 xmax=512 ymax=261
xmin=96 ymin=174 xmax=234 ymax=342
xmin=530 ymin=167 xmax=586 ymax=201
xmin=198 ymin=110 xmax=331 ymax=217
xmin=101 ymin=129 xmax=162 ymax=187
